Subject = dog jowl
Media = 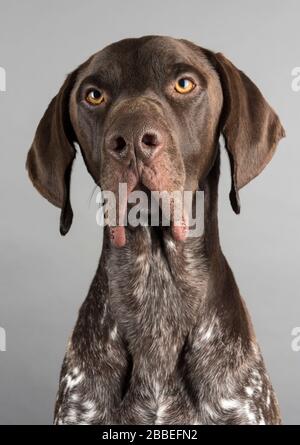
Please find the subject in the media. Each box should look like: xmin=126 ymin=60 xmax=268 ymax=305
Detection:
xmin=26 ymin=36 xmax=285 ymax=425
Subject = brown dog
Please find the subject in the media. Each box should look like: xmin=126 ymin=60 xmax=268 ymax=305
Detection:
xmin=26 ymin=36 xmax=285 ymax=425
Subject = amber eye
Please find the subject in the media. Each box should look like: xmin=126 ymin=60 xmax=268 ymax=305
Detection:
xmin=85 ymin=89 xmax=105 ymax=105
xmin=174 ymin=78 xmax=195 ymax=94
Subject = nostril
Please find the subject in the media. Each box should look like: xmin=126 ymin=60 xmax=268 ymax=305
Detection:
xmin=114 ymin=136 xmax=127 ymax=152
xmin=141 ymin=132 xmax=162 ymax=148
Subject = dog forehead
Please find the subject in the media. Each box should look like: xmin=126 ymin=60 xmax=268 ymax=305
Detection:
xmin=99 ymin=35 xmax=191 ymax=64
xmin=79 ymin=36 xmax=210 ymax=83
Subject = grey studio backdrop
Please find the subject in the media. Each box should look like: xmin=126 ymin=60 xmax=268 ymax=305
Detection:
xmin=0 ymin=0 xmax=299 ymax=425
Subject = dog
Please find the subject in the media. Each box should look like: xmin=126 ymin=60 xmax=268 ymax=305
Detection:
xmin=26 ymin=36 xmax=285 ymax=425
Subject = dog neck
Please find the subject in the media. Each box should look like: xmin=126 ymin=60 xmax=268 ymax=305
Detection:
xmin=101 ymin=227 xmax=207 ymax=375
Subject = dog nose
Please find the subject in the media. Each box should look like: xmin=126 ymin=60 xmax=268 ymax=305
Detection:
xmin=107 ymin=129 xmax=164 ymax=162
xmin=113 ymin=136 xmax=127 ymax=153
xmin=140 ymin=131 xmax=163 ymax=152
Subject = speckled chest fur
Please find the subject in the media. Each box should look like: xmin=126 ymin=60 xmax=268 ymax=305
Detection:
xmin=54 ymin=226 xmax=280 ymax=425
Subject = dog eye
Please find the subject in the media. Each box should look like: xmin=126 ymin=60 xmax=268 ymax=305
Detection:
xmin=174 ymin=78 xmax=195 ymax=94
xmin=85 ymin=89 xmax=105 ymax=105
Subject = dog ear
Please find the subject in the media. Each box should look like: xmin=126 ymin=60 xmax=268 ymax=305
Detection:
xmin=209 ymin=52 xmax=285 ymax=213
xmin=26 ymin=70 xmax=79 ymax=235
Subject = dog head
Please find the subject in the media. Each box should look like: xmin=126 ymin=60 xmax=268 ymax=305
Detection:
xmin=26 ymin=36 xmax=285 ymax=246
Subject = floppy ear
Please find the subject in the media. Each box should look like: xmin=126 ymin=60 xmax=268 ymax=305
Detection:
xmin=210 ymin=52 xmax=285 ymax=213
xmin=26 ymin=70 xmax=78 ymax=235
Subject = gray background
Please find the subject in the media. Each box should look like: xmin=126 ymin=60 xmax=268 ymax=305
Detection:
xmin=0 ymin=0 xmax=299 ymax=425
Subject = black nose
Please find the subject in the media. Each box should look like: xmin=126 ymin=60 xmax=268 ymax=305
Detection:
xmin=107 ymin=129 xmax=164 ymax=162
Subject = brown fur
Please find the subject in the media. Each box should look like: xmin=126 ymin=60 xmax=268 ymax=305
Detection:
xmin=26 ymin=36 xmax=285 ymax=425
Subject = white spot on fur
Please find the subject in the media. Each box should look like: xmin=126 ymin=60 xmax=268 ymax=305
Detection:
xmin=266 ymin=390 xmax=271 ymax=407
xmin=155 ymin=403 xmax=168 ymax=424
xmin=73 ymin=367 xmax=80 ymax=376
xmin=65 ymin=408 xmax=78 ymax=423
xmin=83 ymin=399 xmax=95 ymax=410
xmin=259 ymin=408 xmax=265 ymax=425
xmin=202 ymin=325 xmax=213 ymax=341
xmin=83 ymin=399 xmax=97 ymax=422
xmin=257 ymin=383 xmax=263 ymax=392
xmin=198 ymin=313 xmax=219 ymax=343
xmin=154 ymin=382 xmax=170 ymax=425
xmin=245 ymin=386 xmax=254 ymax=397
xmin=65 ymin=372 xmax=84 ymax=391
xmin=71 ymin=393 xmax=79 ymax=402
xmin=100 ymin=302 xmax=107 ymax=325
xmin=220 ymin=398 xmax=241 ymax=410
xmin=243 ymin=401 xmax=256 ymax=424
xmin=250 ymin=369 xmax=263 ymax=393
xmin=166 ymin=239 xmax=176 ymax=251
xmin=198 ymin=326 xmax=204 ymax=335
xmin=154 ymin=381 xmax=161 ymax=400
xmin=110 ymin=325 xmax=118 ymax=340
xmin=136 ymin=254 xmax=146 ymax=264
xmin=192 ymin=417 xmax=203 ymax=425
xmin=252 ymin=369 xmax=261 ymax=379
xmin=251 ymin=341 xmax=260 ymax=357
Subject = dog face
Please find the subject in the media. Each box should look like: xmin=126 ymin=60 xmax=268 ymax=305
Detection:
xmin=69 ymin=37 xmax=224 ymax=245
xmin=71 ymin=36 xmax=222 ymax=187
xmin=26 ymin=36 xmax=285 ymax=245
